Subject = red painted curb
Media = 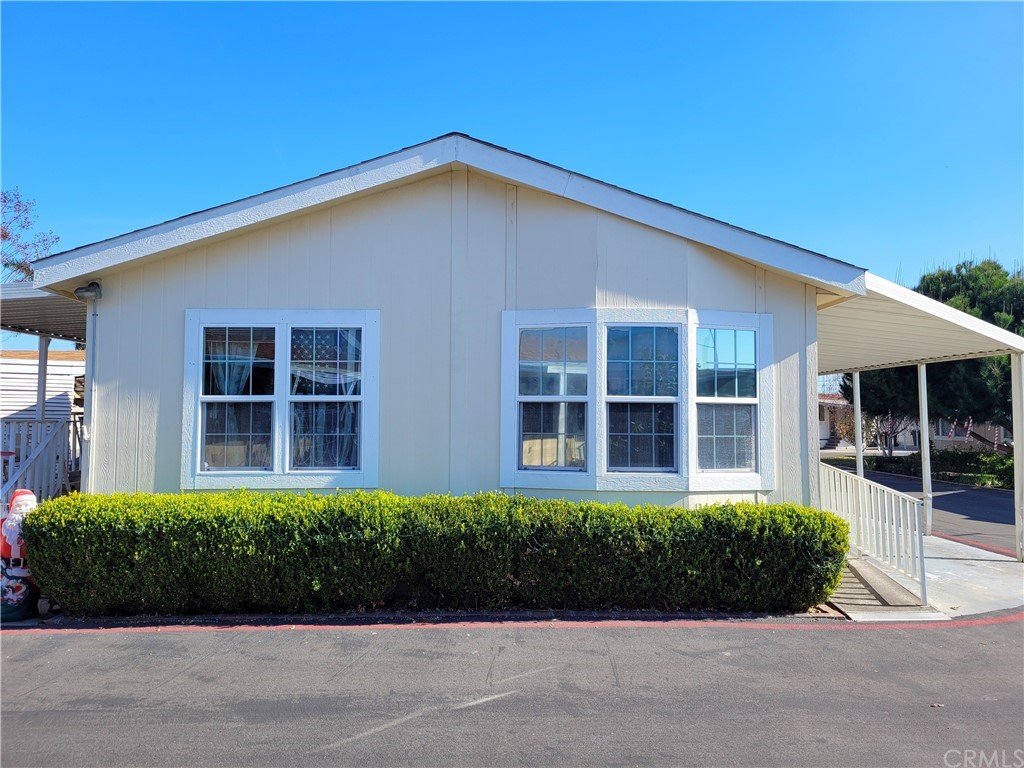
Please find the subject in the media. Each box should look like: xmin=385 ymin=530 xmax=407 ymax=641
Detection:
xmin=4 ymin=610 xmax=1022 ymax=635
xmin=931 ymin=532 xmax=1018 ymax=558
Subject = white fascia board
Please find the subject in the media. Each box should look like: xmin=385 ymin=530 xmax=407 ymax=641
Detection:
xmin=33 ymin=137 xmax=461 ymax=289
xmin=453 ymin=138 xmax=866 ymax=297
xmin=35 ymin=132 xmax=866 ymax=297
xmin=866 ymin=273 xmax=1024 ymax=354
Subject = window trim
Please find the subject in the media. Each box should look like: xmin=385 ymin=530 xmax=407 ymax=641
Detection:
xmin=595 ymin=310 xmax=689 ymax=491
xmin=182 ymin=309 xmax=380 ymax=490
xmin=687 ymin=310 xmax=775 ymax=493
xmin=501 ymin=309 xmax=597 ymax=490
xmin=501 ymin=308 xmax=775 ymax=494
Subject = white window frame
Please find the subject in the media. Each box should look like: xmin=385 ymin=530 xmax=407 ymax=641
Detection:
xmin=500 ymin=309 xmax=597 ymax=491
xmin=595 ymin=309 xmax=689 ymax=492
xmin=687 ymin=310 xmax=775 ymax=493
xmin=182 ymin=309 xmax=380 ymax=490
xmin=502 ymin=308 xmax=775 ymax=494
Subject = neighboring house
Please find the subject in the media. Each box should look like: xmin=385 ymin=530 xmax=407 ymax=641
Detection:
xmin=0 ymin=350 xmax=84 ymax=421
xmin=14 ymin=135 xmax=1024 ymax=525
xmin=817 ymin=390 xmax=1011 ymax=453
xmin=818 ymin=393 xmax=851 ymax=449
xmin=931 ymin=419 xmax=1011 ymax=452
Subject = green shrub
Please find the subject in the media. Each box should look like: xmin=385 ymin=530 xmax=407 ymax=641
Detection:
xmin=22 ymin=491 xmax=848 ymax=616
xmin=822 ymin=449 xmax=1013 ymax=488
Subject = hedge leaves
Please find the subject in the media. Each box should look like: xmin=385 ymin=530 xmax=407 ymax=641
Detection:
xmin=22 ymin=491 xmax=847 ymax=616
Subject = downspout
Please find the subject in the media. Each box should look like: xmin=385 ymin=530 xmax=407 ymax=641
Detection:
xmin=73 ymin=282 xmax=102 ymax=495
xmin=83 ymin=298 xmax=98 ymax=494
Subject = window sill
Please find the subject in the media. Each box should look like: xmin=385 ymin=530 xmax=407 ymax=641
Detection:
xmin=688 ymin=471 xmax=771 ymax=493
xmin=502 ymin=469 xmax=596 ymax=491
xmin=185 ymin=470 xmax=375 ymax=491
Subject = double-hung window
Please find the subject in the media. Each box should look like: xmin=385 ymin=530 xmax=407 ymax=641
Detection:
xmin=605 ymin=325 xmax=680 ymax=472
xmin=200 ymin=326 xmax=276 ymax=471
xmin=695 ymin=327 xmax=758 ymax=471
xmin=289 ymin=327 xmax=362 ymax=470
xmin=183 ymin=309 xmax=380 ymax=490
xmin=517 ymin=326 xmax=588 ymax=470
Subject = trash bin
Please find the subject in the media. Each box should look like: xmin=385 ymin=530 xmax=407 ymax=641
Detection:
xmin=2 ymin=489 xmax=40 ymax=622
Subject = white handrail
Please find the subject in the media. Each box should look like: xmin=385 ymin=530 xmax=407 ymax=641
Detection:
xmin=1 ymin=418 xmax=70 ymax=506
xmin=819 ymin=462 xmax=928 ymax=606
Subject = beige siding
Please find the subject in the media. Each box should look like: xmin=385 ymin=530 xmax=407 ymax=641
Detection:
xmin=88 ymin=170 xmax=819 ymax=506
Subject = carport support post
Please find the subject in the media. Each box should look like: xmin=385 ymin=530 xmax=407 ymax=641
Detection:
xmin=36 ymin=335 xmax=50 ymax=420
xmin=853 ymin=371 xmax=864 ymax=477
xmin=1011 ymin=352 xmax=1024 ymax=562
xmin=918 ymin=363 xmax=933 ymax=535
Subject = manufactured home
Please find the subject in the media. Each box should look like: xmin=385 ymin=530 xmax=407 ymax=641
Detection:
xmin=4 ymin=134 xmax=1022 ymax=569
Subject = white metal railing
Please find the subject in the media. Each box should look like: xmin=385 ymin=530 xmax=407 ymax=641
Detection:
xmin=819 ymin=462 xmax=928 ymax=606
xmin=1 ymin=418 xmax=73 ymax=506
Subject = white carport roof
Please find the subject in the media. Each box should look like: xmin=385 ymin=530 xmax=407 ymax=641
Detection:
xmin=818 ymin=273 xmax=1024 ymax=375
xmin=0 ymin=282 xmax=87 ymax=343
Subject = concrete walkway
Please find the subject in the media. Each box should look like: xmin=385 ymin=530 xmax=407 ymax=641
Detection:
xmin=833 ymin=536 xmax=1024 ymax=621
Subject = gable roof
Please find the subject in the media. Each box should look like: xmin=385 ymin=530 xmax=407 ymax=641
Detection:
xmin=32 ymin=133 xmax=867 ymax=296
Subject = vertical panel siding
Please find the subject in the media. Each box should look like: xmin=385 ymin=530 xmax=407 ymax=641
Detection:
xmin=763 ymin=271 xmax=811 ymax=504
xmin=687 ymin=242 xmax=758 ymax=311
xmin=595 ymin=211 xmax=688 ymax=309
xmin=155 ymin=254 xmax=186 ymax=490
xmin=449 ymin=173 xmax=506 ymax=493
xmin=134 ymin=261 xmax=164 ymax=490
xmin=113 ymin=269 xmax=144 ymax=491
xmin=373 ymin=175 xmax=453 ymax=494
xmin=515 ymin=188 xmax=599 ymax=309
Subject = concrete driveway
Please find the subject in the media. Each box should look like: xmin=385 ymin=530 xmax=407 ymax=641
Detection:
xmin=859 ymin=470 xmax=1016 ymax=555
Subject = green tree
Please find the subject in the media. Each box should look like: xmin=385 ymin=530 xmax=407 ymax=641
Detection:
xmin=842 ymin=260 xmax=1022 ymax=433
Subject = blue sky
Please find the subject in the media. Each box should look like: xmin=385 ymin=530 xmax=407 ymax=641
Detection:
xmin=3 ymin=1 xmax=1022 ymax=292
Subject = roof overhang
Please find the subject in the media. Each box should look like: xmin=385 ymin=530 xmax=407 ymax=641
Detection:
xmin=818 ymin=273 xmax=1024 ymax=374
xmin=0 ymin=283 xmax=87 ymax=343
xmin=31 ymin=134 xmax=867 ymax=297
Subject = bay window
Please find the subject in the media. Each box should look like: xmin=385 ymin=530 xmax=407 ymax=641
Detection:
xmin=502 ymin=308 xmax=774 ymax=493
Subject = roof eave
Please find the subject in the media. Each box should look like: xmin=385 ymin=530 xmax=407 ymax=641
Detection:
xmin=33 ymin=133 xmax=867 ymax=296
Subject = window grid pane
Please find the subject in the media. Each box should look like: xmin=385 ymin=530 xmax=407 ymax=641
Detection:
xmin=202 ymin=402 xmax=273 ymax=471
xmin=605 ymin=326 xmax=678 ymax=397
xmin=290 ymin=327 xmax=362 ymax=397
xmin=696 ymin=404 xmax=756 ymax=471
xmin=203 ymin=326 xmax=275 ymax=396
xmin=520 ymin=402 xmax=586 ymax=470
xmin=696 ymin=328 xmax=756 ymax=400
xmin=518 ymin=327 xmax=588 ymax=397
xmin=607 ymin=403 xmax=675 ymax=470
xmin=291 ymin=402 xmax=360 ymax=470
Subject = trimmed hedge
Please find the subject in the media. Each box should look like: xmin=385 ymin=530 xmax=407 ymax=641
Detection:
xmin=22 ymin=491 xmax=848 ymax=616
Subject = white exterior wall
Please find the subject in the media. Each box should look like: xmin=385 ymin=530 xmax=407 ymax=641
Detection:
xmin=86 ymin=171 xmax=819 ymax=506
xmin=0 ymin=356 xmax=84 ymax=420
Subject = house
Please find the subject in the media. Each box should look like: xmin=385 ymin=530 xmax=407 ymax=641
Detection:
xmin=5 ymin=134 xmax=1023 ymax=564
xmin=1 ymin=350 xmax=84 ymax=421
